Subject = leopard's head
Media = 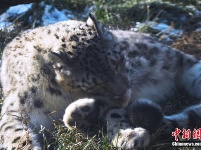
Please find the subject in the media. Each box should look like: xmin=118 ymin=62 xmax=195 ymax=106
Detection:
xmin=48 ymin=13 xmax=129 ymax=98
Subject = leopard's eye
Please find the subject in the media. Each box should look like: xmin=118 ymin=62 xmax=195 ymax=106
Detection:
xmin=83 ymin=84 xmax=104 ymax=93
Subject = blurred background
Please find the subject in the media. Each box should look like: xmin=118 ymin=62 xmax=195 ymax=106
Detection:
xmin=0 ymin=0 xmax=201 ymax=57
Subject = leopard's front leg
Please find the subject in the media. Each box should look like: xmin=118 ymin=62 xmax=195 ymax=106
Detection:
xmin=104 ymin=108 xmax=150 ymax=150
xmin=63 ymin=98 xmax=150 ymax=149
xmin=104 ymin=99 xmax=165 ymax=149
xmin=63 ymin=89 xmax=132 ymax=130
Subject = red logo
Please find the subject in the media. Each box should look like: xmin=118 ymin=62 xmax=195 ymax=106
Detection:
xmin=172 ymin=128 xmax=201 ymax=141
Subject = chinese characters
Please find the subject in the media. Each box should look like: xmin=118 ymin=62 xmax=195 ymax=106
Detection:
xmin=172 ymin=128 xmax=201 ymax=141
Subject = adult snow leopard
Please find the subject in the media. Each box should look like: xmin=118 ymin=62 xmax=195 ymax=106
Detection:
xmin=0 ymin=13 xmax=201 ymax=149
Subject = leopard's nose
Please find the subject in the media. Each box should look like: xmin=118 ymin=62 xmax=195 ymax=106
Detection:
xmin=113 ymin=89 xmax=132 ymax=107
xmin=117 ymin=89 xmax=132 ymax=107
xmin=106 ymin=74 xmax=129 ymax=96
xmin=122 ymin=89 xmax=132 ymax=106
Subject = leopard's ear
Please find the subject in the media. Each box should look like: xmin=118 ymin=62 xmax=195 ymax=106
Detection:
xmin=87 ymin=13 xmax=112 ymax=40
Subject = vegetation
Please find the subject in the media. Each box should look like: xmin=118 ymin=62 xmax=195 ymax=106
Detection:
xmin=0 ymin=0 xmax=201 ymax=149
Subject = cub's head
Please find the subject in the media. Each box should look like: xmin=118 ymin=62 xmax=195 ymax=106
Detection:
xmin=48 ymin=13 xmax=129 ymax=98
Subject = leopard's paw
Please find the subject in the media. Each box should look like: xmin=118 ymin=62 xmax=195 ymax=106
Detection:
xmin=63 ymin=98 xmax=100 ymax=130
xmin=112 ymin=127 xmax=150 ymax=150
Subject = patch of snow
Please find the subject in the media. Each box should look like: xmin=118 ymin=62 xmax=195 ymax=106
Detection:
xmin=6 ymin=4 xmax=33 ymax=15
xmin=196 ymin=28 xmax=201 ymax=32
xmin=150 ymin=22 xmax=183 ymax=36
xmin=131 ymin=21 xmax=183 ymax=37
xmin=41 ymin=3 xmax=75 ymax=26
xmin=0 ymin=22 xmax=13 ymax=31
xmin=0 ymin=2 xmax=76 ymax=30
xmin=130 ymin=22 xmax=141 ymax=32
xmin=186 ymin=5 xmax=201 ymax=16
xmin=0 ymin=4 xmax=33 ymax=30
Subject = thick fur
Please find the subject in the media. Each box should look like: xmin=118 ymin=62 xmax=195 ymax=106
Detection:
xmin=1 ymin=13 xmax=201 ymax=149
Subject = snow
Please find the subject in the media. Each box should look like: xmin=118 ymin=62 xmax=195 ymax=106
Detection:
xmin=0 ymin=4 xmax=33 ymax=30
xmin=151 ymin=22 xmax=183 ymax=36
xmin=0 ymin=21 xmax=12 ymax=30
xmin=131 ymin=21 xmax=183 ymax=37
xmin=0 ymin=2 xmax=199 ymax=38
xmin=6 ymin=4 xmax=33 ymax=15
xmin=186 ymin=5 xmax=201 ymax=16
xmin=0 ymin=2 xmax=76 ymax=30
xmin=40 ymin=2 xmax=75 ymax=26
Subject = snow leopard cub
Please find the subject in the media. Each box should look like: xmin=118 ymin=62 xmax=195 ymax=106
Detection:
xmin=0 ymin=13 xmax=139 ymax=150
xmin=0 ymin=13 xmax=201 ymax=150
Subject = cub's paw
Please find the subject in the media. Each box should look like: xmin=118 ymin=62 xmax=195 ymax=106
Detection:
xmin=63 ymin=98 xmax=100 ymax=130
xmin=112 ymin=128 xmax=150 ymax=150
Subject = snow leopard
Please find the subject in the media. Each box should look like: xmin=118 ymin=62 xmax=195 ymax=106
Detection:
xmin=0 ymin=13 xmax=201 ymax=149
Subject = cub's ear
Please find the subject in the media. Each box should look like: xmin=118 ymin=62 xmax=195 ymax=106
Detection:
xmin=87 ymin=13 xmax=112 ymax=40
xmin=48 ymin=50 xmax=73 ymax=66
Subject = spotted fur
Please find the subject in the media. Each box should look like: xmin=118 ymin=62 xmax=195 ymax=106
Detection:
xmin=1 ymin=13 xmax=201 ymax=149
